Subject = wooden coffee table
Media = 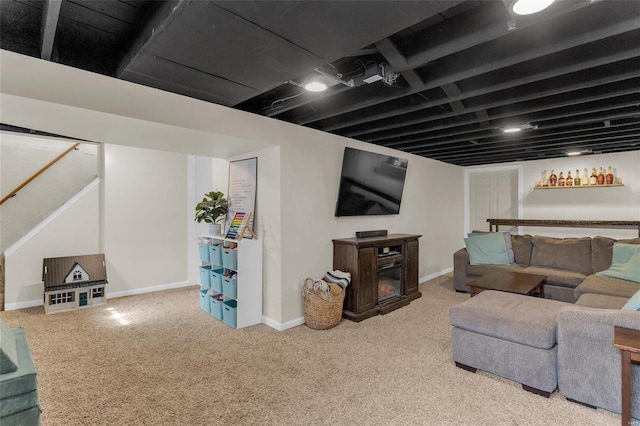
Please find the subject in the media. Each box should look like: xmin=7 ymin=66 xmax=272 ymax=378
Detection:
xmin=469 ymin=271 xmax=546 ymax=298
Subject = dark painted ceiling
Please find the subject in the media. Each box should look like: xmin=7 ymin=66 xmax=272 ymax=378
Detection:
xmin=1 ymin=0 xmax=639 ymax=166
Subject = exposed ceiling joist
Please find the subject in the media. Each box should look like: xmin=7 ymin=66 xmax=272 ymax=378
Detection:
xmin=40 ymin=0 xmax=61 ymax=60
xmin=2 ymin=0 xmax=638 ymax=166
xmin=374 ymin=38 xmax=424 ymax=91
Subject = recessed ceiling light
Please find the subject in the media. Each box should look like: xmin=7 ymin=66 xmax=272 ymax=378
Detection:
xmin=511 ymin=0 xmax=555 ymax=15
xmin=304 ymin=81 xmax=327 ymax=92
xmin=503 ymin=127 xmax=522 ymax=133
xmin=502 ymin=123 xmax=537 ymax=133
xmin=566 ymin=149 xmax=592 ymax=156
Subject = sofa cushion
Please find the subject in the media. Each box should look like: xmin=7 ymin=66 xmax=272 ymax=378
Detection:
xmin=522 ymin=266 xmax=587 ymax=289
xmin=575 ymin=293 xmax=628 ymax=309
xmin=596 ymin=242 xmax=640 ymax=284
xmin=0 ymin=389 xmax=39 ymax=418
xmin=449 ymin=290 xmax=568 ymax=350
xmin=574 ymin=274 xmax=640 ymax=300
xmin=468 ymin=231 xmax=515 ymax=263
xmin=464 ymin=232 xmax=510 ymax=265
xmin=0 ymin=321 xmax=19 ymax=374
xmin=591 ymin=236 xmax=640 ymax=273
xmin=511 ymin=234 xmax=533 ymax=266
xmin=0 ymin=405 xmax=41 ymax=426
xmin=466 ymin=263 xmax=526 ymax=278
xmin=0 ymin=329 xmax=38 ymax=400
xmin=530 ymin=236 xmax=592 ymax=275
xmin=622 ymin=289 xmax=640 ymax=311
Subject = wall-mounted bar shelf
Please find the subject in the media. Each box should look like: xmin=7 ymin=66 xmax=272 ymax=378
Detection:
xmin=533 ymin=184 xmax=624 ymax=189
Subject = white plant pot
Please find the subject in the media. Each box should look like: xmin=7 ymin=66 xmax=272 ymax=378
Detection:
xmin=209 ymin=223 xmax=222 ymax=236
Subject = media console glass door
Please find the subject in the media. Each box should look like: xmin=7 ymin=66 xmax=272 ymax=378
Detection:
xmin=377 ymin=261 xmax=402 ymax=303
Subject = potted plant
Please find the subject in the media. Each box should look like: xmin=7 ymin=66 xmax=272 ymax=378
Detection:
xmin=194 ymin=191 xmax=228 ymax=235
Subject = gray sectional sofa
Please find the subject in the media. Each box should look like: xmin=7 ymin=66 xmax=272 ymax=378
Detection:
xmin=0 ymin=320 xmax=40 ymax=425
xmin=454 ymin=235 xmax=640 ymax=302
xmin=450 ymin=234 xmax=640 ymax=419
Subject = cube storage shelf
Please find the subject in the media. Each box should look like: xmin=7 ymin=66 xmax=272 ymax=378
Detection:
xmin=198 ymin=235 xmax=262 ymax=329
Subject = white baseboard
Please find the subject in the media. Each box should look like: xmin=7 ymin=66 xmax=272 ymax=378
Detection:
xmin=262 ymin=315 xmax=305 ymax=331
xmin=108 ymin=281 xmax=193 ymax=299
xmin=262 ymin=268 xmax=453 ymax=332
xmin=5 ymin=299 xmax=43 ymax=311
xmin=5 ymin=269 xmax=453 ymax=317
xmin=5 ymin=281 xmax=194 ymax=311
xmin=419 ymin=267 xmax=453 ymax=283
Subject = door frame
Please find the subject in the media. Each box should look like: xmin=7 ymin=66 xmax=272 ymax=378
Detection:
xmin=464 ymin=165 xmax=523 ymax=237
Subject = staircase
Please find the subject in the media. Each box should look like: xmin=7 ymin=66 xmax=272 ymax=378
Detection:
xmin=0 ymin=131 xmax=99 ymax=309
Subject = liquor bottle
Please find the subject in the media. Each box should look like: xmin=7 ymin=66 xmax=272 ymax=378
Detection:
xmin=549 ymin=170 xmax=558 ymax=186
xmin=542 ymin=169 xmax=549 ymax=187
xmin=590 ymin=168 xmax=598 ymax=185
xmin=605 ymin=166 xmax=614 ymax=185
xmin=597 ymin=167 xmax=605 ymax=185
xmin=573 ymin=169 xmax=581 ymax=186
xmin=558 ymin=171 xmax=565 ymax=186
xmin=582 ymin=168 xmax=589 ymax=185
xmin=566 ymin=171 xmax=573 ymax=186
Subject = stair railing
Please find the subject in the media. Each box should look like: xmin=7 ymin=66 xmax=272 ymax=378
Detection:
xmin=0 ymin=142 xmax=81 ymax=206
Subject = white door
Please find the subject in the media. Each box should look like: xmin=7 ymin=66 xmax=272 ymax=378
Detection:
xmin=468 ymin=169 xmax=518 ymax=233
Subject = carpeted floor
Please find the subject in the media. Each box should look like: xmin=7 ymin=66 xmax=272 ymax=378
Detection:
xmin=0 ymin=276 xmax=624 ymax=425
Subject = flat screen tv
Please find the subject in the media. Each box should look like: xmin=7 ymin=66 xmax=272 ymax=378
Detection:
xmin=335 ymin=147 xmax=409 ymax=217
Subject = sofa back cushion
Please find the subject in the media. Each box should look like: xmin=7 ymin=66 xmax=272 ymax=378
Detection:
xmin=0 ymin=320 xmax=19 ymax=374
xmin=530 ymin=236 xmax=592 ymax=275
xmin=511 ymin=234 xmax=533 ymax=266
xmin=592 ymin=236 xmax=640 ymax=273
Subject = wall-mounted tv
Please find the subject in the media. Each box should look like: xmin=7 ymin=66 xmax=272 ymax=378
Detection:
xmin=335 ymin=147 xmax=409 ymax=217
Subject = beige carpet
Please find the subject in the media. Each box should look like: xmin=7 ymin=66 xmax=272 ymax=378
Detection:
xmin=0 ymin=276 xmax=623 ymax=425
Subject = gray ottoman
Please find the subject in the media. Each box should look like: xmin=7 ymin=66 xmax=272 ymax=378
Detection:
xmin=449 ymin=290 xmax=569 ymax=397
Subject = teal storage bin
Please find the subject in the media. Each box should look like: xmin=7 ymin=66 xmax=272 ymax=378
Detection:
xmin=198 ymin=243 xmax=210 ymax=263
xmin=222 ymin=300 xmax=238 ymax=328
xmin=210 ymin=296 xmax=223 ymax=320
xmin=199 ymin=290 xmax=211 ymax=313
xmin=208 ymin=244 xmax=223 ymax=266
xmin=222 ymin=248 xmax=238 ymax=270
xmin=223 ymin=276 xmax=237 ymax=299
xmin=199 ymin=265 xmax=212 ymax=288
xmin=209 ymin=268 xmax=225 ymax=293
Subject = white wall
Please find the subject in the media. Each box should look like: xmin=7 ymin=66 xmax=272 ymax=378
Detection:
xmin=104 ymin=144 xmax=189 ymax=296
xmin=277 ymin=125 xmax=463 ymax=323
xmin=4 ymin=181 xmax=100 ymax=308
xmin=226 ymin=147 xmax=282 ymax=324
xmin=467 ymin=151 xmax=640 ymax=239
xmin=1 ymin=132 xmax=98 ymax=251
xmin=1 ymin=50 xmax=465 ymax=327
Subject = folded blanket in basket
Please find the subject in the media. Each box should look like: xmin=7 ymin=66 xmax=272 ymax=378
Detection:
xmin=323 ymin=270 xmax=351 ymax=289
xmin=303 ymin=278 xmax=329 ymax=294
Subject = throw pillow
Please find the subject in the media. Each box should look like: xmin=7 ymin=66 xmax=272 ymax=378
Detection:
xmin=621 ymin=289 xmax=640 ymax=311
xmin=596 ymin=243 xmax=640 ymax=284
xmin=467 ymin=231 xmax=515 ymax=264
xmin=464 ymin=232 xmax=510 ymax=265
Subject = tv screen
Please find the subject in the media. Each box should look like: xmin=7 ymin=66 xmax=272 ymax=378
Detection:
xmin=335 ymin=147 xmax=408 ymax=217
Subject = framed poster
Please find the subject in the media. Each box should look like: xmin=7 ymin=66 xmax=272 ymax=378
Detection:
xmin=224 ymin=157 xmax=257 ymax=239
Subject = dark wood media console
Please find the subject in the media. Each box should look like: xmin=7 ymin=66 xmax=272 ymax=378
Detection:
xmin=332 ymin=233 xmax=421 ymax=322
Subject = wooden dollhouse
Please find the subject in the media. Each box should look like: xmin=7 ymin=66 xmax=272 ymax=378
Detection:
xmin=42 ymin=254 xmax=108 ymax=314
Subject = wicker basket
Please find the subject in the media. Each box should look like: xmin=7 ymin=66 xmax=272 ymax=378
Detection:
xmin=303 ymin=283 xmax=345 ymax=330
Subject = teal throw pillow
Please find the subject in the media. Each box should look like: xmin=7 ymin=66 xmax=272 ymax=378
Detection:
xmin=468 ymin=231 xmax=515 ymax=264
xmin=596 ymin=242 xmax=640 ymax=284
xmin=621 ymin=289 xmax=640 ymax=311
xmin=464 ymin=232 xmax=510 ymax=265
